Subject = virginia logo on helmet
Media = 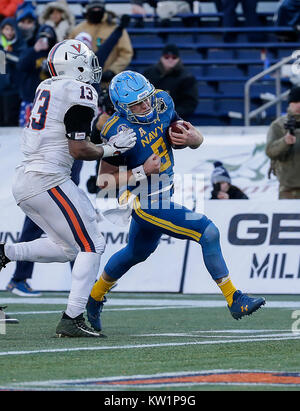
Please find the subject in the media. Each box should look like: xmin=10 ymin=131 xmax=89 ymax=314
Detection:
xmin=71 ymin=43 xmax=81 ymax=53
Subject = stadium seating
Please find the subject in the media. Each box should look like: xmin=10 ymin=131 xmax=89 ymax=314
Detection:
xmin=32 ymin=0 xmax=294 ymax=125
xmin=126 ymin=24 xmax=294 ymax=125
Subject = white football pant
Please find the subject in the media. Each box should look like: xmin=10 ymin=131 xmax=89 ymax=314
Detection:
xmin=6 ymin=179 xmax=105 ymax=318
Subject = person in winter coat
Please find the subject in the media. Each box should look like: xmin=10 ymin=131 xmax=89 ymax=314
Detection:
xmin=69 ymin=0 xmax=133 ymax=81
xmin=15 ymin=1 xmax=39 ymax=47
xmin=143 ymin=44 xmax=198 ymax=119
xmin=0 ymin=0 xmax=23 ymax=22
xmin=17 ymin=24 xmax=57 ymax=127
xmin=38 ymin=0 xmax=75 ymax=42
xmin=266 ymin=86 xmax=300 ymax=199
xmin=0 ymin=16 xmax=26 ymax=125
xmin=210 ymin=161 xmax=249 ymax=199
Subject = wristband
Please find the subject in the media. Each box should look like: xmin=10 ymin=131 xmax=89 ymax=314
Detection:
xmin=66 ymin=131 xmax=87 ymax=141
xmin=132 ymin=165 xmax=147 ymax=181
xmin=101 ymin=144 xmax=116 ymax=158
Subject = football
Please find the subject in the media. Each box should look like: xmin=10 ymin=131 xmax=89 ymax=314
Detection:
xmin=167 ymin=120 xmax=188 ymax=149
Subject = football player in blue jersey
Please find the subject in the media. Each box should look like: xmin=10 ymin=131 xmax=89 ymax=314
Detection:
xmin=86 ymin=70 xmax=265 ymax=331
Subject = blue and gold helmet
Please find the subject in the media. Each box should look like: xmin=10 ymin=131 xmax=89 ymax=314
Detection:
xmin=109 ymin=71 xmax=158 ymax=124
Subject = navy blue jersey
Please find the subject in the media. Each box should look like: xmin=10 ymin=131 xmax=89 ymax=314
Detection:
xmin=101 ymin=90 xmax=180 ymax=199
xmin=99 ymin=88 xmax=228 ymax=285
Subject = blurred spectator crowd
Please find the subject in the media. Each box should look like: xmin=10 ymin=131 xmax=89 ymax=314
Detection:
xmin=0 ymin=0 xmax=136 ymax=126
xmin=1 ymin=0 xmax=300 ymax=297
xmin=1 ymin=0 xmax=298 ymax=127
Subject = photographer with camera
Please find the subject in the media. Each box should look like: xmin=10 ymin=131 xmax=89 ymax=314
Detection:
xmin=266 ymin=86 xmax=300 ymax=199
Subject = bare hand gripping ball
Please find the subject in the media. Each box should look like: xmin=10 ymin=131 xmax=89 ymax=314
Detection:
xmin=167 ymin=120 xmax=188 ymax=149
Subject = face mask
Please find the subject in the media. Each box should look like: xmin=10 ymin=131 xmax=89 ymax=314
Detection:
xmin=87 ymin=8 xmax=104 ymax=24
xmin=19 ymin=26 xmax=35 ymax=40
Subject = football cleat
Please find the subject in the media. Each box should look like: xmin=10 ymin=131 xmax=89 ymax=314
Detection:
xmin=0 ymin=306 xmax=19 ymax=324
xmin=55 ymin=312 xmax=106 ymax=338
xmin=0 ymin=243 xmax=10 ymax=272
xmin=228 ymin=290 xmax=266 ymax=320
xmin=6 ymin=280 xmax=42 ymax=297
xmin=86 ymin=295 xmax=106 ymax=331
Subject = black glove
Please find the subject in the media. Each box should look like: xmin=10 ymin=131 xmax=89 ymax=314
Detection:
xmin=119 ymin=14 xmax=131 ymax=28
xmin=86 ymin=175 xmax=99 ymax=194
xmin=284 ymin=116 xmax=297 ymax=136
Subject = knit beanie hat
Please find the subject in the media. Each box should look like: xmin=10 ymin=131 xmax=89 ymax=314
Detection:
xmin=16 ymin=2 xmax=37 ymax=23
xmin=86 ymin=0 xmax=105 ymax=10
xmin=75 ymin=32 xmax=93 ymax=50
xmin=288 ymin=86 xmax=300 ymax=103
xmin=211 ymin=161 xmax=231 ymax=185
xmin=162 ymin=44 xmax=180 ymax=57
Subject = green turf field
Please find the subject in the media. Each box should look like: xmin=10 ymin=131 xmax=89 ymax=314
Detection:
xmin=0 ymin=291 xmax=300 ymax=392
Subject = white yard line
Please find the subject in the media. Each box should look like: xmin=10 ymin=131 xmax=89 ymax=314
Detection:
xmin=1 ymin=297 xmax=299 ymax=308
xmin=6 ymin=306 xmax=185 ymax=315
xmin=133 ymin=332 xmax=298 ymax=338
xmin=0 ymin=335 xmax=300 ymax=357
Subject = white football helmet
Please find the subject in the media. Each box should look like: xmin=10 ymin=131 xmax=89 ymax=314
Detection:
xmin=47 ymin=39 xmax=102 ymax=84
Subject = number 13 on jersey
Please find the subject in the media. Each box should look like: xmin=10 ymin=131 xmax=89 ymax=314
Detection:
xmin=29 ymin=89 xmax=51 ymax=131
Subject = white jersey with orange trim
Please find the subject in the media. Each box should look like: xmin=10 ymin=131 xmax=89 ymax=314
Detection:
xmin=21 ymin=77 xmax=98 ymax=175
xmin=13 ymin=77 xmax=98 ymax=204
xmin=7 ymin=39 xmax=105 ymax=325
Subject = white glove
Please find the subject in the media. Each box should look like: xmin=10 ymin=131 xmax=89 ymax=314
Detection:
xmin=102 ymin=128 xmax=137 ymax=157
xmin=99 ymin=193 xmax=136 ymax=226
xmin=101 ymin=202 xmax=132 ymax=226
xmin=95 ymin=207 xmax=103 ymax=223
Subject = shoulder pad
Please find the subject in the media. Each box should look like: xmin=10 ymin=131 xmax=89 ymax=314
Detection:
xmin=101 ymin=114 xmax=121 ymax=138
xmin=155 ymin=89 xmax=172 ymax=102
xmin=54 ymin=78 xmax=97 ymax=102
xmin=155 ymin=89 xmax=174 ymax=113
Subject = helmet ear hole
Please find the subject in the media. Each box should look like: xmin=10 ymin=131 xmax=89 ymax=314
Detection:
xmin=78 ymin=67 xmax=84 ymax=72
xmin=64 ymin=52 xmax=68 ymax=60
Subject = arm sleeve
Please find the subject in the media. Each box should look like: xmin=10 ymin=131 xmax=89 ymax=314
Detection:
xmin=157 ymin=90 xmax=181 ymax=123
xmin=104 ymin=155 xmax=126 ymax=167
xmin=96 ymin=26 xmax=123 ymax=67
xmin=64 ymin=105 xmax=95 ymax=140
xmin=107 ymin=30 xmax=133 ymax=74
xmin=265 ymin=121 xmax=291 ymax=160
xmin=18 ymin=48 xmax=40 ymax=72
xmin=171 ymin=110 xmax=181 ymax=123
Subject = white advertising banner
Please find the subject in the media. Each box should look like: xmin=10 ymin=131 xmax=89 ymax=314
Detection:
xmin=0 ymin=127 xmax=299 ymax=294
xmin=183 ymin=200 xmax=300 ymax=295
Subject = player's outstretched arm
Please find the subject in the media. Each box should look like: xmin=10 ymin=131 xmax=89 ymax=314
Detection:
xmin=101 ymin=128 xmax=137 ymax=157
xmin=169 ymin=121 xmax=204 ymax=149
xmin=68 ymin=128 xmax=137 ymax=161
xmin=65 ymin=105 xmax=137 ymax=161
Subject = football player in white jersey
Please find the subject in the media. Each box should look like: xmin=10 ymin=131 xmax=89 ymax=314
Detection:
xmin=0 ymin=39 xmax=137 ymax=338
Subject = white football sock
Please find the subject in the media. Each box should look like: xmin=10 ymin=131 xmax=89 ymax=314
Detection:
xmin=5 ymin=238 xmax=70 ymax=263
xmin=66 ymin=252 xmax=101 ymax=318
